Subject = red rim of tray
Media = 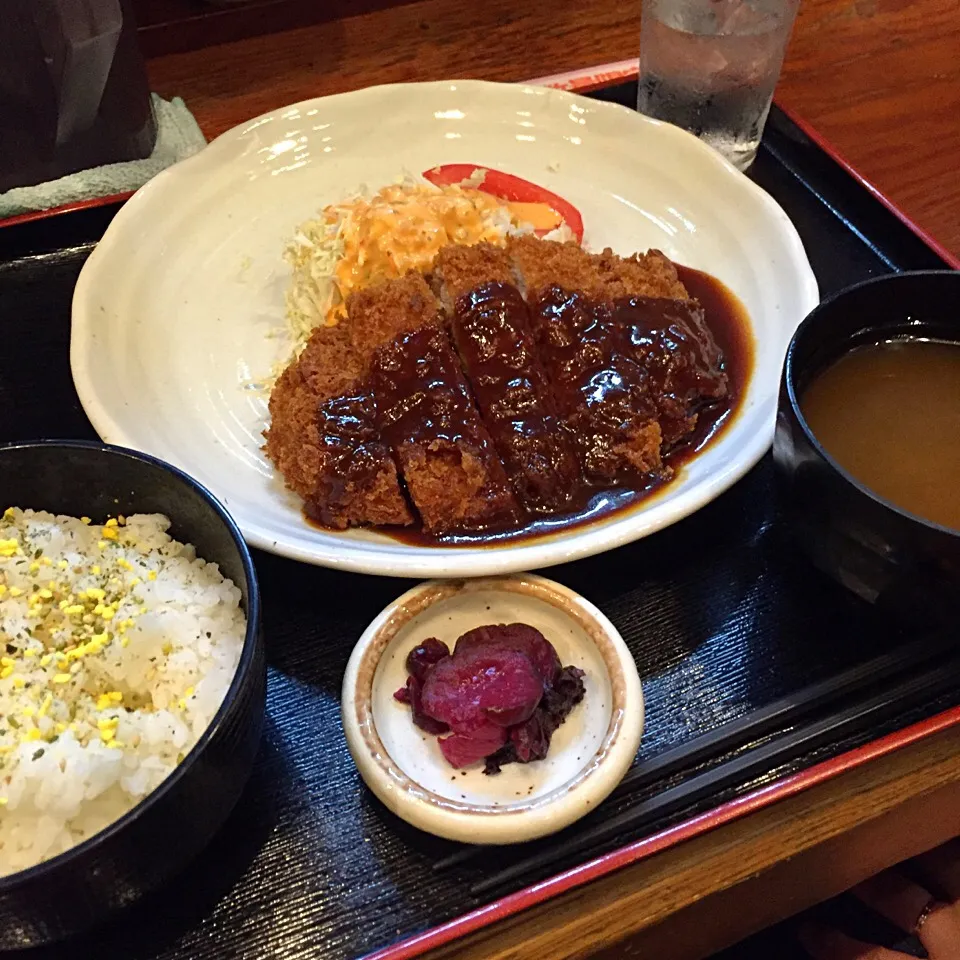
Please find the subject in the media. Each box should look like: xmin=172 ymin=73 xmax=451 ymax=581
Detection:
xmin=2 ymin=63 xmax=958 ymax=273
xmin=366 ymin=63 xmax=960 ymax=959
xmin=0 ymin=191 xmax=136 ymax=230
xmin=368 ymin=703 xmax=960 ymax=960
xmin=3 ymin=63 xmax=959 ymax=959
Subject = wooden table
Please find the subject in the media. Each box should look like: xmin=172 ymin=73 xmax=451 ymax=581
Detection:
xmin=144 ymin=3 xmax=960 ymax=956
xmin=146 ymin=0 xmax=960 ymax=260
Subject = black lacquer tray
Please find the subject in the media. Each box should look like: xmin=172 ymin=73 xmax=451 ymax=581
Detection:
xmin=1 ymin=79 xmax=957 ymax=960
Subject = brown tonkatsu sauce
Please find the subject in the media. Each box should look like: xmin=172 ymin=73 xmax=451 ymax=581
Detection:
xmin=372 ymin=325 xmax=522 ymax=532
xmin=305 ymin=390 xmax=393 ymax=528
xmin=450 ymin=282 xmax=581 ymax=514
xmin=613 ymin=294 xmax=727 ymax=446
xmin=530 ymin=286 xmax=663 ymax=484
xmin=386 ymin=266 xmax=753 ymax=546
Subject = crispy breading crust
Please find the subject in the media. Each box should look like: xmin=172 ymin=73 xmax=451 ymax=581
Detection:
xmin=507 ymin=235 xmax=610 ymax=300
xmin=266 ymin=236 xmax=724 ymax=533
xmin=264 ymin=274 xmax=444 ymax=529
xmin=432 ymin=243 xmax=582 ymax=513
xmin=506 ymin=235 xmax=689 ymax=300
xmin=431 ymin=243 xmax=516 ymax=306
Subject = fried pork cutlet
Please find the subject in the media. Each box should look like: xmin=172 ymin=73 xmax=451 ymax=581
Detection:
xmin=264 ymin=273 xmax=442 ymax=529
xmin=266 ymin=233 xmax=729 ymax=537
xmin=506 ymin=236 xmax=665 ymax=483
xmin=580 ymin=241 xmax=727 ymax=449
xmin=506 ymin=235 xmax=689 ymax=301
xmin=509 ymin=234 xmax=729 ymax=453
xmin=264 ymin=323 xmax=413 ymax=529
xmin=611 ymin=297 xmax=728 ymax=447
xmin=372 ymin=325 xmax=522 ymax=534
xmin=432 ymin=244 xmax=581 ymax=513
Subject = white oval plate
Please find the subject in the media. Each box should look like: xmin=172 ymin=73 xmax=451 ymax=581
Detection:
xmin=71 ymin=79 xmax=818 ymax=577
xmin=341 ymin=575 xmax=643 ymax=844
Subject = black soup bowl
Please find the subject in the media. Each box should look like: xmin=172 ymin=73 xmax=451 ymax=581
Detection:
xmin=0 ymin=441 xmax=266 ymax=948
xmin=773 ymin=270 xmax=960 ymax=630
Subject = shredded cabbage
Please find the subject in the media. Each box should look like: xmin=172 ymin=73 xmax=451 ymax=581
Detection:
xmin=276 ymin=177 xmax=575 ymax=372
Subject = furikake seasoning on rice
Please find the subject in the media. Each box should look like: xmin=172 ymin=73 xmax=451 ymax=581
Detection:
xmin=0 ymin=508 xmax=245 ymax=875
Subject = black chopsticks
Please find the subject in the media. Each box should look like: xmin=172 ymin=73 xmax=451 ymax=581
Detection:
xmin=432 ymin=630 xmax=954 ymax=881
xmin=468 ymin=649 xmax=960 ymax=894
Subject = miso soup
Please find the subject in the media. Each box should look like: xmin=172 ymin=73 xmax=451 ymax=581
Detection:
xmin=801 ymin=339 xmax=960 ymax=531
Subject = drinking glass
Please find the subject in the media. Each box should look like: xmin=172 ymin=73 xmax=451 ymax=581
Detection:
xmin=637 ymin=0 xmax=799 ymax=170
xmin=0 ymin=0 xmax=156 ymax=192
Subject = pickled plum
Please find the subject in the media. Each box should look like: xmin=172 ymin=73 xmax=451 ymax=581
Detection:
xmin=393 ymin=623 xmax=586 ymax=773
xmin=405 ymin=637 xmax=450 ymax=683
xmin=453 ymin=623 xmax=561 ymax=686
xmin=420 ymin=649 xmax=543 ymax=733
xmin=485 ymin=665 xmax=586 ymax=773
xmin=393 ymin=674 xmax=449 ymax=735
xmin=439 ymin=726 xmax=508 ymax=767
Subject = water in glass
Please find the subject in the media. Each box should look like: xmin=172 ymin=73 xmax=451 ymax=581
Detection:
xmin=637 ymin=0 xmax=798 ymax=170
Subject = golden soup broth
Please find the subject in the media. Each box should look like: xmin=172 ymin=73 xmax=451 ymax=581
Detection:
xmin=800 ymin=339 xmax=960 ymax=531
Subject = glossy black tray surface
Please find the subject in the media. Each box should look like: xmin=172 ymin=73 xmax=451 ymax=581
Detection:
xmin=0 ymin=84 xmax=955 ymax=960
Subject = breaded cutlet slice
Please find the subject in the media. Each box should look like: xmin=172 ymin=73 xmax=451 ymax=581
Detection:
xmin=432 ymin=243 xmax=581 ymax=513
xmin=610 ymin=297 xmax=728 ymax=447
xmin=586 ymin=242 xmax=728 ymax=447
xmin=355 ymin=271 xmax=520 ymax=530
xmin=505 ymin=236 xmax=665 ymax=482
xmin=530 ymin=287 xmax=664 ymax=481
xmin=265 ymin=273 xmax=447 ymax=529
xmin=372 ymin=324 xmax=522 ymax=534
xmin=506 ymin=235 xmax=610 ymax=301
xmin=431 ymin=242 xmax=517 ymax=305
xmin=264 ymin=322 xmax=413 ymax=529
xmin=506 ymin=235 xmax=690 ymax=301
xmin=592 ymin=247 xmax=689 ymax=300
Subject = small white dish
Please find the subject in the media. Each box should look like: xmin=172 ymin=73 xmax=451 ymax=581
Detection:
xmin=71 ymin=78 xmax=818 ymax=577
xmin=341 ymin=574 xmax=643 ymax=844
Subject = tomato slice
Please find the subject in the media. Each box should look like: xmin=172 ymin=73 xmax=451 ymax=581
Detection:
xmin=422 ymin=164 xmax=584 ymax=243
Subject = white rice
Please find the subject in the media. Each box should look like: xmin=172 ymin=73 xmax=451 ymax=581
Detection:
xmin=0 ymin=508 xmax=246 ymax=876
